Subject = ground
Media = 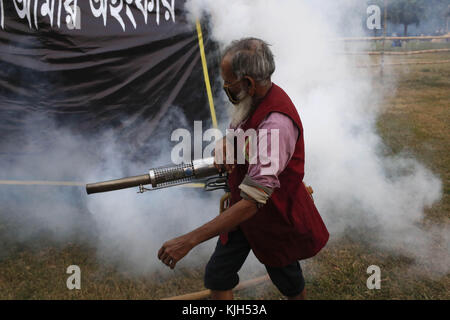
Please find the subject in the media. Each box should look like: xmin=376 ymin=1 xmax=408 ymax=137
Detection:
xmin=0 ymin=50 xmax=449 ymax=300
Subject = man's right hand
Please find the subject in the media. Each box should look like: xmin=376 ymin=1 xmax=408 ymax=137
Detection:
xmin=214 ymin=136 xmax=236 ymax=174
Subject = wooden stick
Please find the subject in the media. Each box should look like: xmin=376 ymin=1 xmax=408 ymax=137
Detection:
xmin=161 ymin=275 xmax=270 ymax=300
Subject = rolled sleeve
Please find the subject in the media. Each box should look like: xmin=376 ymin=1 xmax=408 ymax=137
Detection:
xmin=239 ymin=175 xmax=273 ymax=206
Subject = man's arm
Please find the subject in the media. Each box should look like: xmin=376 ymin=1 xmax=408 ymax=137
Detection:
xmin=158 ymin=113 xmax=298 ymax=269
xmin=158 ymin=199 xmax=257 ymax=269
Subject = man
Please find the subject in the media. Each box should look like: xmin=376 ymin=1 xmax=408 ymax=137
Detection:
xmin=158 ymin=38 xmax=329 ymax=300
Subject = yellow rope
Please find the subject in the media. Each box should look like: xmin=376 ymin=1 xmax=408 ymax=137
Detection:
xmin=0 ymin=180 xmax=205 ymax=189
xmin=341 ymin=48 xmax=450 ymax=56
xmin=356 ymin=59 xmax=450 ymax=68
xmin=0 ymin=180 xmax=85 ymax=186
xmin=336 ymin=35 xmax=450 ymax=41
xmin=196 ymin=19 xmax=218 ymax=128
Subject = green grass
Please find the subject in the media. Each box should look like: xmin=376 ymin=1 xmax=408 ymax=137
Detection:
xmin=0 ymin=53 xmax=449 ymax=300
xmin=375 ymin=53 xmax=450 ymax=226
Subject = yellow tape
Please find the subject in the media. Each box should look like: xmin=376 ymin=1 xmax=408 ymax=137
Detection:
xmin=196 ymin=19 xmax=218 ymax=128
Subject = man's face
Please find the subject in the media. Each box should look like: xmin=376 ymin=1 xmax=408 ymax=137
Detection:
xmin=220 ymin=54 xmax=254 ymax=128
xmin=221 ymin=54 xmax=247 ymax=105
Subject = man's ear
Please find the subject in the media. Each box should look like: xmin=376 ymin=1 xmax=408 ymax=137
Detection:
xmin=244 ymin=76 xmax=256 ymax=96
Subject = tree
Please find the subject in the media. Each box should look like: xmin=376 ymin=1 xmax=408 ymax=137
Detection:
xmin=387 ymin=0 xmax=426 ymax=36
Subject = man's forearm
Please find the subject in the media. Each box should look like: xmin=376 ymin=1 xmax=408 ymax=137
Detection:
xmin=188 ymin=199 xmax=258 ymax=246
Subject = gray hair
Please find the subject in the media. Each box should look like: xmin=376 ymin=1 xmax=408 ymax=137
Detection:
xmin=222 ymin=38 xmax=275 ymax=85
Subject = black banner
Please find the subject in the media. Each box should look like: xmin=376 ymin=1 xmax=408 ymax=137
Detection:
xmin=0 ymin=0 xmax=220 ymax=158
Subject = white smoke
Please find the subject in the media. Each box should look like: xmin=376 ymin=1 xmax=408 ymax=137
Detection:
xmin=0 ymin=108 xmax=221 ymax=276
xmin=185 ymin=0 xmax=447 ymax=275
xmin=0 ymin=0 xmax=446 ymax=292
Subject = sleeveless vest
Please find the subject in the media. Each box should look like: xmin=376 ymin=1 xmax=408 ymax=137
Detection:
xmin=227 ymin=83 xmax=329 ymax=267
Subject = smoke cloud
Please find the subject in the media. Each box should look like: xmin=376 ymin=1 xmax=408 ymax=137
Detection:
xmin=0 ymin=108 xmax=221 ymax=275
xmin=0 ymin=0 xmax=447 ymax=288
xmin=185 ymin=0 xmax=447 ymax=275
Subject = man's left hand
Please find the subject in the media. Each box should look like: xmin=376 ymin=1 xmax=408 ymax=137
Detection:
xmin=158 ymin=234 xmax=196 ymax=269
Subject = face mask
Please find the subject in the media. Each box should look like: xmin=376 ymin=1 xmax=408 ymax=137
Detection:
xmin=223 ymin=78 xmax=244 ymax=105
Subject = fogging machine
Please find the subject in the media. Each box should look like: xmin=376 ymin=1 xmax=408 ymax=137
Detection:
xmin=85 ymin=157 xmax=228 ymax=195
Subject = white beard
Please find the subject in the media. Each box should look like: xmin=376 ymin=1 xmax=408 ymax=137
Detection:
xmin=229 ymin=91 xmax=254 ymax=129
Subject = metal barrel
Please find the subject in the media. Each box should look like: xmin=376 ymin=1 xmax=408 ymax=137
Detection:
xmin=86 ymin=174 xmax=151 ymax=194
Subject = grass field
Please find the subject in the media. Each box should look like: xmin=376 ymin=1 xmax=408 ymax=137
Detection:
xmin=0 ymin=53 xmax=449 ymax=300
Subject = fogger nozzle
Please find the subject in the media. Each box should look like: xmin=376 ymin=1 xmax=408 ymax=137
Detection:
xmin=86 ymin=157 xmax=218 ymax=195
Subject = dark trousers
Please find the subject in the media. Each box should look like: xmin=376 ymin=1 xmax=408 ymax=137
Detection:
xmin=204 ymin=228 xmax=305 ymax=297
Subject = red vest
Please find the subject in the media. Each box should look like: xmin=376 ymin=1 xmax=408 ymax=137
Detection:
xmin=227 ymin=83 xmax=329 ymax=267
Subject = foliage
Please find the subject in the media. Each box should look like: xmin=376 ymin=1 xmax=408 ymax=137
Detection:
xmin=385 ymin=0 xmax=427 ymax=35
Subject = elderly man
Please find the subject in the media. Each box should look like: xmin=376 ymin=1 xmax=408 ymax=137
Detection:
xmin=158 ymin=38 xmax=329 ymax=300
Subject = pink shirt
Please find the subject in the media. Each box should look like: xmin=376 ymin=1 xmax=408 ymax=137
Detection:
xmin=237 ymin=112 xmax=299 ymax=189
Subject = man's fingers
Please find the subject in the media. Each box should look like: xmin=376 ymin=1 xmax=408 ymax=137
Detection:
xmin=160 ymin=251 xmax=170 ymax=262
xmin=214 ymin=163 xmax=222 ymax=173
xmin=224 ymin=164 xmax=235 ymax=174
xmin=157 ymin=237 xmax=188 ymax=269
xmin=163 ymin=255 xmax=173 ymax=266
xmin=157 ymin=246 xmax=165 ymax=259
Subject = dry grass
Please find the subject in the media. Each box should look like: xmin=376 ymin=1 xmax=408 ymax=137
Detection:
xmin=0 ymin=53 xmax=449 ymax=300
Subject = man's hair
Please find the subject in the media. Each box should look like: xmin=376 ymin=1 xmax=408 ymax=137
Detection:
xmin=222 ymin=38 xmax=275 ymax=85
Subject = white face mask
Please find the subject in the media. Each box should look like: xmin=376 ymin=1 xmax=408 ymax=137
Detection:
xmin=229 ymin=90 xmax=253 ymax=128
